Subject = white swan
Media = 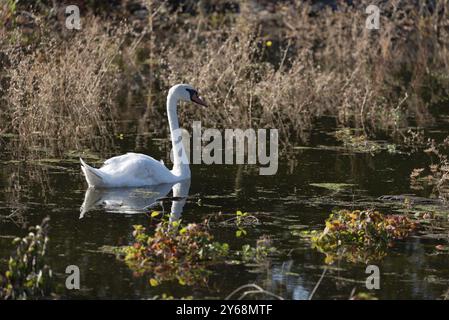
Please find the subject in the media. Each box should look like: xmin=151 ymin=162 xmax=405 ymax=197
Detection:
xmin=80 ymin=84 xmax=207 ymax=188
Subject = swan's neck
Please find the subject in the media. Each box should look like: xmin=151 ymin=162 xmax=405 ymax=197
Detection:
xmin=167 ymin=93 xmax=190 ymax=178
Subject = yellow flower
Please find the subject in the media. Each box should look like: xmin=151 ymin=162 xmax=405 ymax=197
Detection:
xmin=266 ymin=40 xmax=272 ymax=47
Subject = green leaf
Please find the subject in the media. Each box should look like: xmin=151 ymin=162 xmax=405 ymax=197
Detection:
xmin=151 ymin=211 xmax=160 ymax=218
xmin=149 ymin=278 xmax=159 ymax=286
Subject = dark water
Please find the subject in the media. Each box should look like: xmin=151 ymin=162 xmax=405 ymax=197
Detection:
xmin=1 ymin=118 xmax=449 ymax=300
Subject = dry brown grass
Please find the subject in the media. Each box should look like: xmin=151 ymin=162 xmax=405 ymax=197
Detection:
xmin=154 ymin=0 xmax=449 ymax=143
xmin=1 ymin=0 xmax=448 ymax=152
xmin=2 ymin=18 xmax=125 ymax=147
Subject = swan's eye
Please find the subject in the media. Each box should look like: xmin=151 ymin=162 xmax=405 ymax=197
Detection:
xmin=185 ymin=87 xmax=207 ymax=107
xmin=185 ymin=88 xmax=197 ymax=100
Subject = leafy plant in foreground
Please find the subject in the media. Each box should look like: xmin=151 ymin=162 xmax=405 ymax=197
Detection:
xmin=119 ymin=216 xmax=229 ymax=286
xmin=0 ymin=217 xmax=53 ymax=300
xmin=301 ymin=210 xmax=418 ymax=264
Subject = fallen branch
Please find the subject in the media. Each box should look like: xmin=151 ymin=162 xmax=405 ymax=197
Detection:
xmin=225 ymin=284 xmax=284 ymax=300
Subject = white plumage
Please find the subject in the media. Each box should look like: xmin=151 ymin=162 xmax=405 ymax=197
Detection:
xmin=80 ymin=84 xmax=207 ymax=188
xmin=80 ymin=153 xmax=176 ymax=188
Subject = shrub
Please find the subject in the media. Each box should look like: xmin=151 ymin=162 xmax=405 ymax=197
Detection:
xmin=119 ymin=218 xmax=229 ymax=286
xmin=0 ymin=217 xmax=53 ymax=300
xmin=301 ymin=209 xmax=418 ymax=264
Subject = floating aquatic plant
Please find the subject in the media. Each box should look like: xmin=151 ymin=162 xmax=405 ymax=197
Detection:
xmin=335 ymin=128 xmax=397 ymax=154
xmin=0 ymin=217 xmax=53 ymax=300
xmin=205 ymin=210 xmax=260 ymax=236
xmin=234 ymin=210 xmax=260 ymax=238
xmin=237 ymin=236 xmax=276 ymax=264
xmin=116 ymin=217 xmax=229 ymax=286
xmin=108 ymin=211 xmax=276 ymax=286
xmin=301 ymin=210 xmax=418 ymax=264
xmin=335 ymin=128 xmax=381 ymax=153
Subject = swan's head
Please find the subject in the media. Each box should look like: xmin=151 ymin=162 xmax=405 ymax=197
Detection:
xmin=169 ymin=84 xmax=208 ymax=107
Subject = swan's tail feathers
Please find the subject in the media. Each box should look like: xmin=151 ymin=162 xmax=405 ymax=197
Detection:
xmin=80 ymin=158 xmax=105 ymax=188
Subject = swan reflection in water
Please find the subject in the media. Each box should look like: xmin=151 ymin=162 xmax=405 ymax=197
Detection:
xmin=80 ymin=179 xmax=191 ymax=221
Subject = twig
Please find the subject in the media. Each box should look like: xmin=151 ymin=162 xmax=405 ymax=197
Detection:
xmin=308 ymin=267 xmax=328 ymax=300
xmin=225 ymin=284 xmax=284 ymax=300
xmin=360 ymin=89 xmax=371 ymax=136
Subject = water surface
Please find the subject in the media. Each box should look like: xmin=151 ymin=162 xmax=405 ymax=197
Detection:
xmin=1 ymin=118 xmax=448 ymax=299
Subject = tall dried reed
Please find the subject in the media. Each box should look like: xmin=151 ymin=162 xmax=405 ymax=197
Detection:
xmin=153 ymin=0 xmax=449 ymax=143
xmin=2 ymin=17 xmax=125 ymax=149
xmin=1 ymin=0 xmax=448 ymax=152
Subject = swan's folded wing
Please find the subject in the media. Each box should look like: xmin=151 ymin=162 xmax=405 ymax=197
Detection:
xmin=101 ymin=152 xmax=173 ymax=185
xmin=102 ymin=153 xmax=156 ymax=168
xmin=103 ymin=153 xmax=134 ymax=167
